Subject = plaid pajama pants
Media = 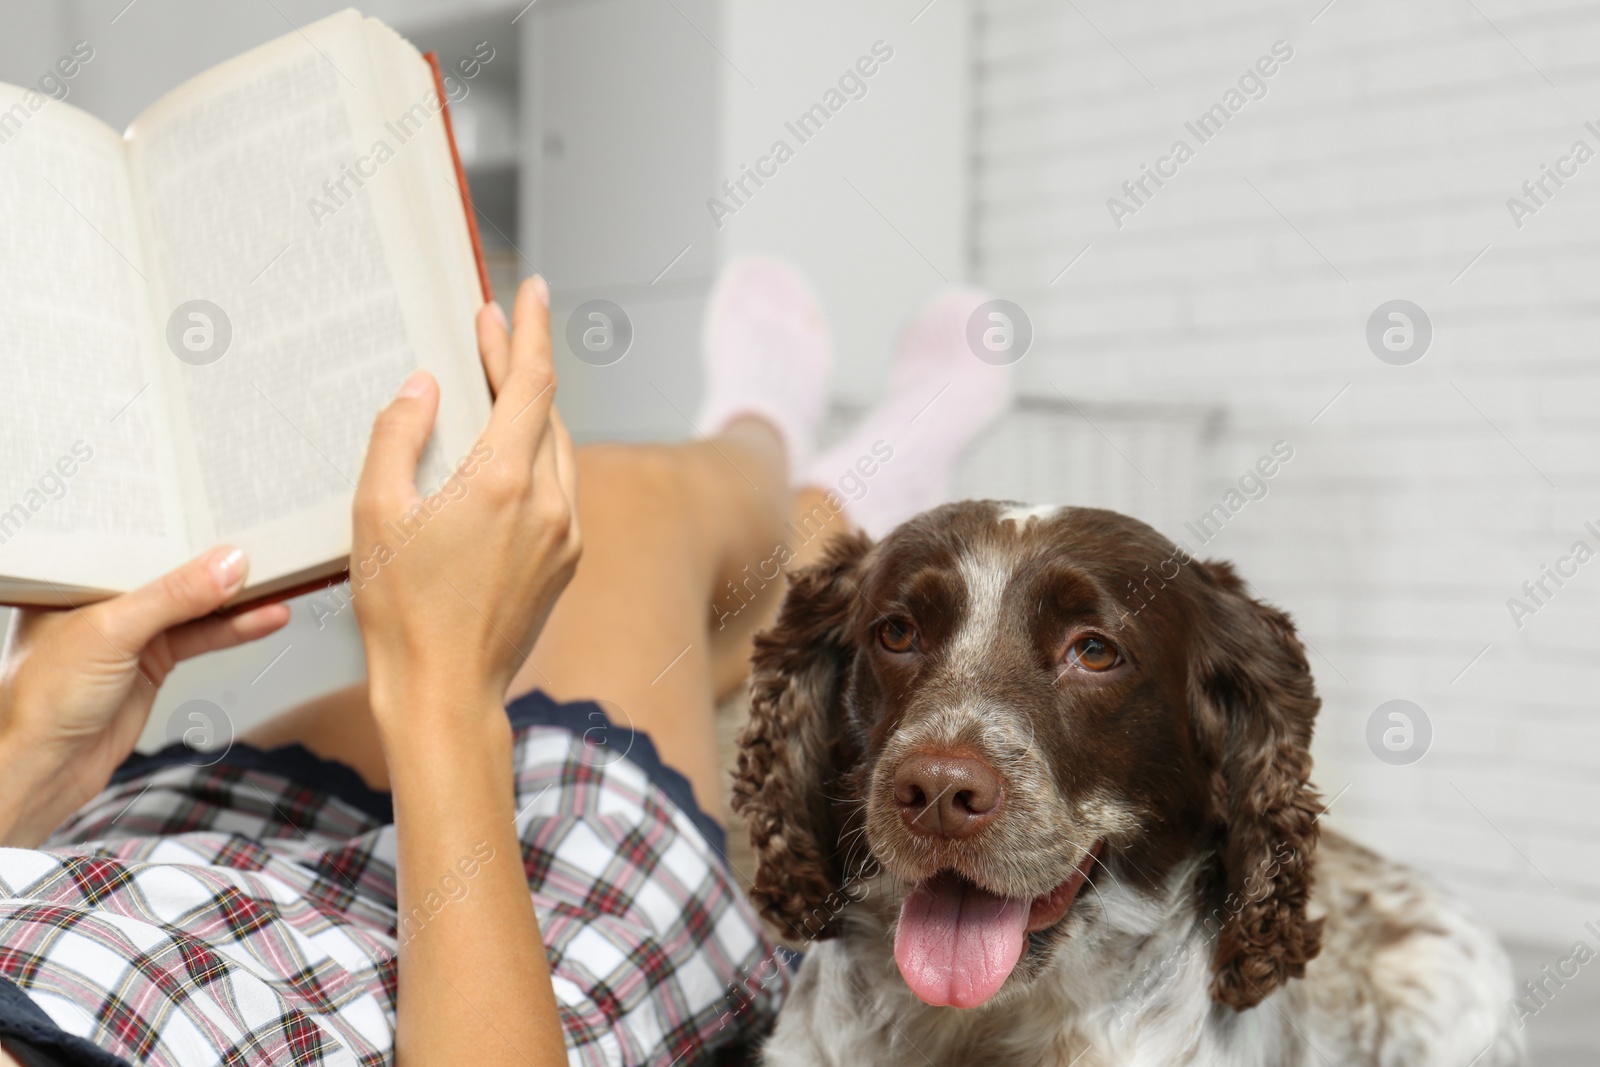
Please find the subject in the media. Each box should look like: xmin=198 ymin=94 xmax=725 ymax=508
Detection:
xmin=0 ymin=691 xmax=788 ymax=1066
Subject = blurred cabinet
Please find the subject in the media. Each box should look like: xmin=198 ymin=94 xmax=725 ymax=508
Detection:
xmin=517 ymin=0 xmax=722 ymax=443
xmin=410 ymin=0 xmax=725 ymax=444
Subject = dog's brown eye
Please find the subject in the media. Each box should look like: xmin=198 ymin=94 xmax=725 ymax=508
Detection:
xmin=1066 ymin=636 xmax=1120 ymax=672
xmin=880 ymin=618 xmax=918 ymax=654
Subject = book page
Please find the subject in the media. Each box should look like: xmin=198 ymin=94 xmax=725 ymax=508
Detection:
xmin=0 ymin=83 xmax=189 ymax=597
xmin=357 ymin=18 xmax=494 ymax=430
xmin=125 ymin=9 xmax=491 ymax=589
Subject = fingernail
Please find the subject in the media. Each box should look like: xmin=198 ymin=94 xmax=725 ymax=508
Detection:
xmin=488 ymin=301 xmax=507 ymax=329
xmin=398 ymin=370 xmax=429 ymax=398
xmin=531 ymin=275 xmax=550 ymax=308
xmin=208 ymin=547 xmax=247 ymax=593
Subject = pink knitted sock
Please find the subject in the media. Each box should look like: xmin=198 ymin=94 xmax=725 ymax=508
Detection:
xmin=696 ymin=256 xmax=833 ymax=472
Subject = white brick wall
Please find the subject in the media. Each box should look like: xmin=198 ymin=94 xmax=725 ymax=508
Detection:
xmin=967 ymin=0 xmax=1600 ymax=945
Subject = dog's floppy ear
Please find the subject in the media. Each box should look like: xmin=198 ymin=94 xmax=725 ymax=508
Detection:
xmin=732 ymin=530 xmax=871 ymax=944
xmin=1190 ymin=560 xmax=1324 ymax=1010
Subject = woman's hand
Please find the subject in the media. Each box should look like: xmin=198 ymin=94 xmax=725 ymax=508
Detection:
xmin=0 ymin=552 xmax=290 ymax=846
xmin=355 ymin=279 xmax=577 ymax=1067
xmin=351 ymin=276 xmax=580 ymax=736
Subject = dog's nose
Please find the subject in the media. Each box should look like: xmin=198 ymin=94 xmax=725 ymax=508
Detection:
xmin=893 ymin=752 xmax=1003 ymax=838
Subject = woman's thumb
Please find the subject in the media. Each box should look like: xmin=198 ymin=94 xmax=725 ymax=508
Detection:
xmin=95 ymin=546 xmax=247 ymax=656
xmin=356 ymin=371 xmax=440 ymax=510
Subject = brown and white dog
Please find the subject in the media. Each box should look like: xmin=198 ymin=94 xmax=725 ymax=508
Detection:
xmin=733 ymin=502 xmax=1524 ymax=1067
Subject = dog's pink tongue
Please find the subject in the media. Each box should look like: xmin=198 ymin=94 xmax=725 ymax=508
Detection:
xmin=894 ymin=874 xmax=1030 ymax=1009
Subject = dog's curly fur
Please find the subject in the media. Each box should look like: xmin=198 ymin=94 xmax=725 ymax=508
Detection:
xmin=733 ymin=530 xmax=869 ymax=939
xmin=1188 ymin=559 xmax=1323 ymax=1009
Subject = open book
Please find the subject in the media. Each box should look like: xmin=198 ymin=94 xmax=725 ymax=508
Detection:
xmin=0 ymin=9 xmax=493 ymax=608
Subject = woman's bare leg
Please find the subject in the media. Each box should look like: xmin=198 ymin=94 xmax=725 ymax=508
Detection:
xmin=704 ymin=485 xmax=844 ymax=697
xmin=242 ymin=682 xmax=387 ymax=788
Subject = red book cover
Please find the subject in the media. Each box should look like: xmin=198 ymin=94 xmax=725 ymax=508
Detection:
xmin=426 ymin=50 xmax=494 ymax=305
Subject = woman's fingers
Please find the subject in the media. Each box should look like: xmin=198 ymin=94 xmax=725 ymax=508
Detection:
xmin=476 ymin=301 xmax=511 ymax=395
xmin=356 ymin=371 xmax=440 ymax=516
xmin=487 ymin=277 xmax=557 ymax=454
xmin=163 ymin=603 xmax=292 ymax=664
xmin=509 ymin=276 xmax=551 ymax=379
xmin=95 ymin=546 xmax=250 ymax=656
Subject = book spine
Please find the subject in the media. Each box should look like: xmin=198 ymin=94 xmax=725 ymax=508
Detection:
xmin=425 ymin=51 xmax=493 ymax=304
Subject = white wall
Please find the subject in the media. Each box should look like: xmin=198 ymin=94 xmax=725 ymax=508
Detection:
xmin=971 ymin=0 xmax=1600 ymax=947
xmin=0 ymin=0 xmax=66 ymax=83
